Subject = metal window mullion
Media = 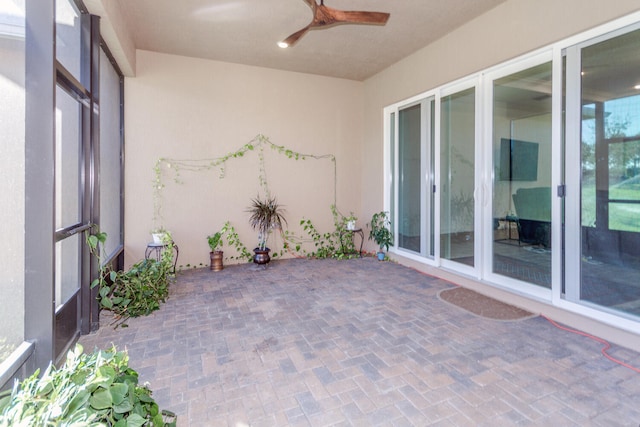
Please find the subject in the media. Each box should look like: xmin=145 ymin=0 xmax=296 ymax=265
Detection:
xmin=85 ymin=13 xmax=101 ymax=334
xmin=56 ymin=63 xmax=90 ymax=103
xmin=564 ymin=45 xmax=582 ymax=302
xmin=420 ymin=100 xmax=428 ymax=257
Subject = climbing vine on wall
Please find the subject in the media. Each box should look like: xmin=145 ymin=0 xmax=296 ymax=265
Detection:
xmin=152 ymin=134 xmax=337 ymax=229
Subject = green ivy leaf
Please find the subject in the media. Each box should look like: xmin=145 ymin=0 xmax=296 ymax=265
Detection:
xmin=97 ymin=365 xmax=117 ymax=383
xmin=110 ymin=383 xmax=129 ymax=405
xmin=125 ymin=413 xmax=147 ymax=427
xmin=90 ymin=388 xmax=113 ymax=410
xmin=113 ymin=399 xmax=133 ymax=414
xmin=88 ymin=234 xmax=98 ymax=249
xmin=66 ymin=390 xmax=90 ymax=415
xmin=101 ymin=297 xmax=113 ymax=309
xmin=71 ymin=369 xmax=88 ymax=385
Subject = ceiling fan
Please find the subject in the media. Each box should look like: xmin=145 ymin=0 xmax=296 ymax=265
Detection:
xmin=278 ymin=0 xmax=390 ymax=48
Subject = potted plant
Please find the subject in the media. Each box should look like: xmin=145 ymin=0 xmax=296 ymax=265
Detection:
xmin=247 ymin=195 xmax=287 ymax=265
xmin=151 ymin=227 xmax=169 ymax=245
xmin=207 ymin=230 xmax=224 ymax=271
xmin=344 ymin=212 xmax=358 ymax=231
xmin=368 ymin=211 xmax=393 ymax=261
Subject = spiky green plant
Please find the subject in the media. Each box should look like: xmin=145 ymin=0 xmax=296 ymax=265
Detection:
xmin=247 ymin=196 xmax=287 ymax=250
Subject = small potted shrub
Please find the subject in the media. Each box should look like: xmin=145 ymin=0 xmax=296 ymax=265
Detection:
xmin=151 ymin=227 xmax=169 ymax=245
xmin=344 ymin=212 xmax=358 ymax=231
xmin=368 ymin=211 xmax=393 ymax=260
xmin=207 ymin=230 xmax=224 ymax=271
xmin=247 ymin=195 xmax=287 ymax=265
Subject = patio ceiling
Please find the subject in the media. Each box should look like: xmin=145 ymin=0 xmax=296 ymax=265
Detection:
xmin=109 ymin=0 xmax=507 ymax=81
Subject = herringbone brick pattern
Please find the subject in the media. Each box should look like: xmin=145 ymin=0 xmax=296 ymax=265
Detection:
xmin=78 ymin=258 xmax=640 ymax=426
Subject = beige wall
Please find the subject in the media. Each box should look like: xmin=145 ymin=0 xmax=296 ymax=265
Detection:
xmin=124 ymin=50 xmax=364 ymax=268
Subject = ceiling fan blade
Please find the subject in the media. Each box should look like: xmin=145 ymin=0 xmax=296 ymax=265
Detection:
xmin=279 ymin=1 xmax=390 ymax=48
xmin=279 ymin=25 xmax=310 ymax=48
xmin=330 ymin=10 xmax=390 ymax=25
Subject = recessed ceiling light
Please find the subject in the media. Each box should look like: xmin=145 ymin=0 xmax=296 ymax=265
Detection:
xmin=634 ymin=84 xmax=640 ymax=90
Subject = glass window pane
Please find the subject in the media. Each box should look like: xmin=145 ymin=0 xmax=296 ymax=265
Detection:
xmin=608 ymin=202 xmax=640 ymax=232
xmin=55 ymin=85 xmax=82 ymax=229
xmin=398 ymin=104 xmax=421 ymax=253
xmin=440 ymin=88 xmax=475 ymax=266
xmin=56 ymin=0 xmax=81 ymax=80
xmin=55 ymin=233 xmax=81 ymax=309
xmin=492 ymin=62 xmax=552 ymax=288
xmin=99 ymin=50 xmax=122 ymax=258
xmin=579 ymin=27 xmax=640 ymax=315
xmin=0 ymin=0 xmax=25 ymax=363
xmin=608 ymin=137 xmax=640 ymax=191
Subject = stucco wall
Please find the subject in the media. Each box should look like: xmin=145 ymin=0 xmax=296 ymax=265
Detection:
xmin=124 ymin=50 xmax=364 ymax=268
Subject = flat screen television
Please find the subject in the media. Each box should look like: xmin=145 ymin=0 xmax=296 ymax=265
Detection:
xmin=499 ymin=138 xmax=539 ymax=181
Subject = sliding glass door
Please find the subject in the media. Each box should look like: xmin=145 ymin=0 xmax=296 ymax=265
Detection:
xmin=440 ymin=87 xmax=476 ymax=270
xmin=395 ymin=98 xmax=435 ymax=258
xmin=491 ymin=61 xmax=553 ymax=289
xmin=384 ymin=16 xmax=640 ymax=330
xmin=565 ymin=25 xmax=640 ymax=316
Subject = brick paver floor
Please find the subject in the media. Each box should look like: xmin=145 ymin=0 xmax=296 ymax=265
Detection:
xmin=78 ymin=257 xmax=640 ymax=426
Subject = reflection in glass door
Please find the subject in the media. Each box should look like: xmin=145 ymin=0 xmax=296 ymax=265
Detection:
xmin=566 ymin=26 xmax=640 ymax=316
xmin=441 ymin=88 xmax=476 ymax=267
xmin=396 ymin=98 xmax=435 ymax=257
xmin=492 ymin=62 xmax=553 ymax=288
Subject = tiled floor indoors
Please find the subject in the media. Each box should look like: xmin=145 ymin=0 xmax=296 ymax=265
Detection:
xmin=78 ymin=257 xmax=640 ymax=426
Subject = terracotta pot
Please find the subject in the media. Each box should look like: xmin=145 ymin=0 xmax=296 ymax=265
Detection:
xmin=253 ymin=248 xmax=271 ymax=265
xmin=210 ymin=250 xmax=224 ymax=271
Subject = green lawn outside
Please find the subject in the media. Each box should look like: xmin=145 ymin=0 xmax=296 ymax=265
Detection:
xmin=581 ymin=178 xmax=640 ymax=232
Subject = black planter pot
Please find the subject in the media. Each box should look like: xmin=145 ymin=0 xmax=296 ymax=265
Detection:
xmin=253 ymin=247 xmax=271 ymax=265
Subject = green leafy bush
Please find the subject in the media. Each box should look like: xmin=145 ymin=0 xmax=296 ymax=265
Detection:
xmin=368 ymin=211 xmax=393 ymax=252
xmin=290 ymin=205 xmax=359 ymax=259
xmin=0 ymin=344 xmax=176 ymax=427
xmin=87 ymin=228 xmax=174 ymax=327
